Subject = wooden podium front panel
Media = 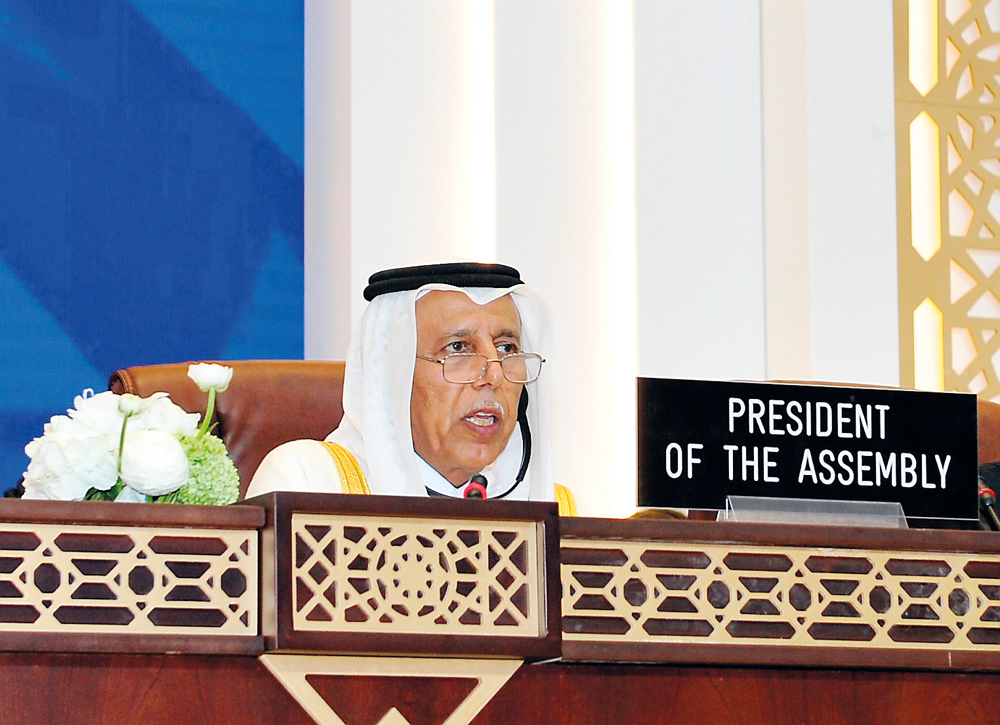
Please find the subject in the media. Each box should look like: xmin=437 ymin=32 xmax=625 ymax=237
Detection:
xmin=0 ymin=653 xmax=313 ymax=724
xmin=0 ymin=499 xmax=262 ymax=654
xmin=251 ymin=491 xmax=561 ymax=660
xmin=474 ymin=663 xmax=1000 ymax=725
xmin=561 ymin=517 xmax=1000 ymax=670
xmin=0 ymin=654 xmax=997 ymax=724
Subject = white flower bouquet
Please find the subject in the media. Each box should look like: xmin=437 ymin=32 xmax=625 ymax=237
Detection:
xmin=22 ymin=363 xmax=240 ymax=505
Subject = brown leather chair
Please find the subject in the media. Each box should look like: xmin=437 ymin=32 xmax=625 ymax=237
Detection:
xmin=109 ymin=360 xmax=346 ymax=497
xmin=978 ymin=399 xmax=1000 ymax=465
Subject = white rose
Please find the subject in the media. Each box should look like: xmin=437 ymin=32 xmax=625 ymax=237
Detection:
xmin=22 ymin=419 xmax=118 ymax=500
xmin=119 ymin=430 xmax=190 ymax=496
xmin=40 ymin=414 xmax=92 ymax=447
xmin=67 ymin=391 xmax=125 ymax=437
xmin=187 ymin=363 xmax=233 ymax=393
xmin=130 ymin=393 xmax=200 ymax=435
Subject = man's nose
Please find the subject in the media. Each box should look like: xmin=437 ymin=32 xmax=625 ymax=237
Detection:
xmin=474 ymin=358 xmax=505 ymax=387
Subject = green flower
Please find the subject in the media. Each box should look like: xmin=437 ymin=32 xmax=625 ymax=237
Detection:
xmin=168 ymin=433 xmax=240 ymax=506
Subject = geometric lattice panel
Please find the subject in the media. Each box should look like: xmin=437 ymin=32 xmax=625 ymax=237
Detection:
xmin=0 ymin=523 xmax=257 ymax=635
xmin=562 ymin=538 xmax=1000 ymax=649
xmin=897 ymin=0 xmax=1000 ymax=398
xmin=291 ymin=513 xmax=542 ymax=637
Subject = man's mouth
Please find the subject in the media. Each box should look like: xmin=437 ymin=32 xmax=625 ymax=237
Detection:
xmin=465 ymin=411 xmax=499 ymax=427
xmin=462 ymin=402 xmax=504 ymax=430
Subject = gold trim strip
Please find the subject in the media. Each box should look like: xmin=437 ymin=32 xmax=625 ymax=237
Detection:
xmin=554 ymin=484 xmax=578 ymax=517
xmin=321 ymin=442 xmax=370 ymax=495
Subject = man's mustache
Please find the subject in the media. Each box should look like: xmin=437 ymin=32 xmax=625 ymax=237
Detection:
xmin=462 ymin=400 xmax=505 ymax=418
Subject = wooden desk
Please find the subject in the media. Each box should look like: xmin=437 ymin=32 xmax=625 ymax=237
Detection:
xmin=1 ymin=495 xmax=999 ymax=724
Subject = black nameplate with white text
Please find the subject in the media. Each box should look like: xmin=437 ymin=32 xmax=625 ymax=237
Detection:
xmin=637 ymin=378 xmax=979 ymax=521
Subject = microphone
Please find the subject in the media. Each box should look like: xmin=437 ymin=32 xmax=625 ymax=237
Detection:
xmin=463 ymin=475 xmax=488 ymax=500
xmin=979 ymin=485 xmax=1000 ymax=531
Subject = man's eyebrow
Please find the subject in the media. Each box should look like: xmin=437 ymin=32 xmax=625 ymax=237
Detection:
xmin=438 ymin=329 xmax=473 ymax=340
xmin=434 ymin=328 xmax=521 ymax=344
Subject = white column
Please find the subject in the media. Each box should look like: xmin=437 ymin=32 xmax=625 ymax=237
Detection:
xmin=305 ymin=0 xmax=497 ymax=351
xmin=760 ymin=1 xmax=898 ymax=386
xmin=496 ymin=0 xmax=637 ymax=517
xmin=635 ymin=0 xmax=767 ymax=382
xmin=806 ymin=0 xmax=898 ymax=386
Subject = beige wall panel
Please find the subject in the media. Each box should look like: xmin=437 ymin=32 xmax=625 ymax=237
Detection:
xmin=763 ymin=0 xmax=813 ymax=381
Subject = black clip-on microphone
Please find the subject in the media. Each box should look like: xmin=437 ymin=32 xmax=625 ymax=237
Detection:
xmin=979 ymin=486 xmax=1000 ymax=531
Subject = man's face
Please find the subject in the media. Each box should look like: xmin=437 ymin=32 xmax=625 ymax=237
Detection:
xmin=411 ymin=290 xmax=524 ymax=486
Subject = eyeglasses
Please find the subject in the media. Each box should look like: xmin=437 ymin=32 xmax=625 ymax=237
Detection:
xmin=416 ymin=352 xmax=545 ymax=384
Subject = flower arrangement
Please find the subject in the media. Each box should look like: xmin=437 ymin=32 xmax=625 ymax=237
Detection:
xmin=22 ymin=363 xmax=240 ymax=505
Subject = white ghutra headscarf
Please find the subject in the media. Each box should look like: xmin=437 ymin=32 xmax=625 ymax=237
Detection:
xmin=327 ymin=282 xmax=554 ymax=501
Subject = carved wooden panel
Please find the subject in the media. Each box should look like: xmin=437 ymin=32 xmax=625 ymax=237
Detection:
xmin=255 ymin=491 xmax=561 ymax=659
xmin=560 ymin=518 xmax=1000 ymax=668
xmin=291 ymin=513 xmax=540 ymax=637
xmin=0 ymin=522 xmax=257 ymax=634
xmin=562 ymin=538 xmax=1000 ymax=648
xmin=0 ymin=514 xmax=259 ymax=654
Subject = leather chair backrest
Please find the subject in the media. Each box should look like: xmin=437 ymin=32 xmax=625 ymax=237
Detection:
xmin=109 ymin=360 xmax=346 ymax=497
xmin=978 ymin=399 xmax=1000 ymax=465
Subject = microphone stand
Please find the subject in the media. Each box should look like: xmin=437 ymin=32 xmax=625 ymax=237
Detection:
xmin=979 ymin=486 xmax=1000 ymax=531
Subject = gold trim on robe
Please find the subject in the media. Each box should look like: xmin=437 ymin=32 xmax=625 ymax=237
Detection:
xmin=320 ymin=441 xmax=370 ymax=495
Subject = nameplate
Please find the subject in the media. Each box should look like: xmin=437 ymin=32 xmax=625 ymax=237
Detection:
xmin=637 ymin=378 xmax=979 ymax=521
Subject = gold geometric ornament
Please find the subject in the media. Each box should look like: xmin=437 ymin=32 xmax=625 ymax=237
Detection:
xmin=0 ymin=521 xmax=257 ymax=636
xmin=260 ymin=654 xmax=520 ymax=725
xmin=897 ymin=0 xmax=1000 ymax=399
xmin=562 ymin=538 xmax=1000 ymax=651
xmin=290 ymin=513 xmax=542 ymax=637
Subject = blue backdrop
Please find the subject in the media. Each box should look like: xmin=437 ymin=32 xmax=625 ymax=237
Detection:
xmin=0 ymin=0 xmax=304 ymax=489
